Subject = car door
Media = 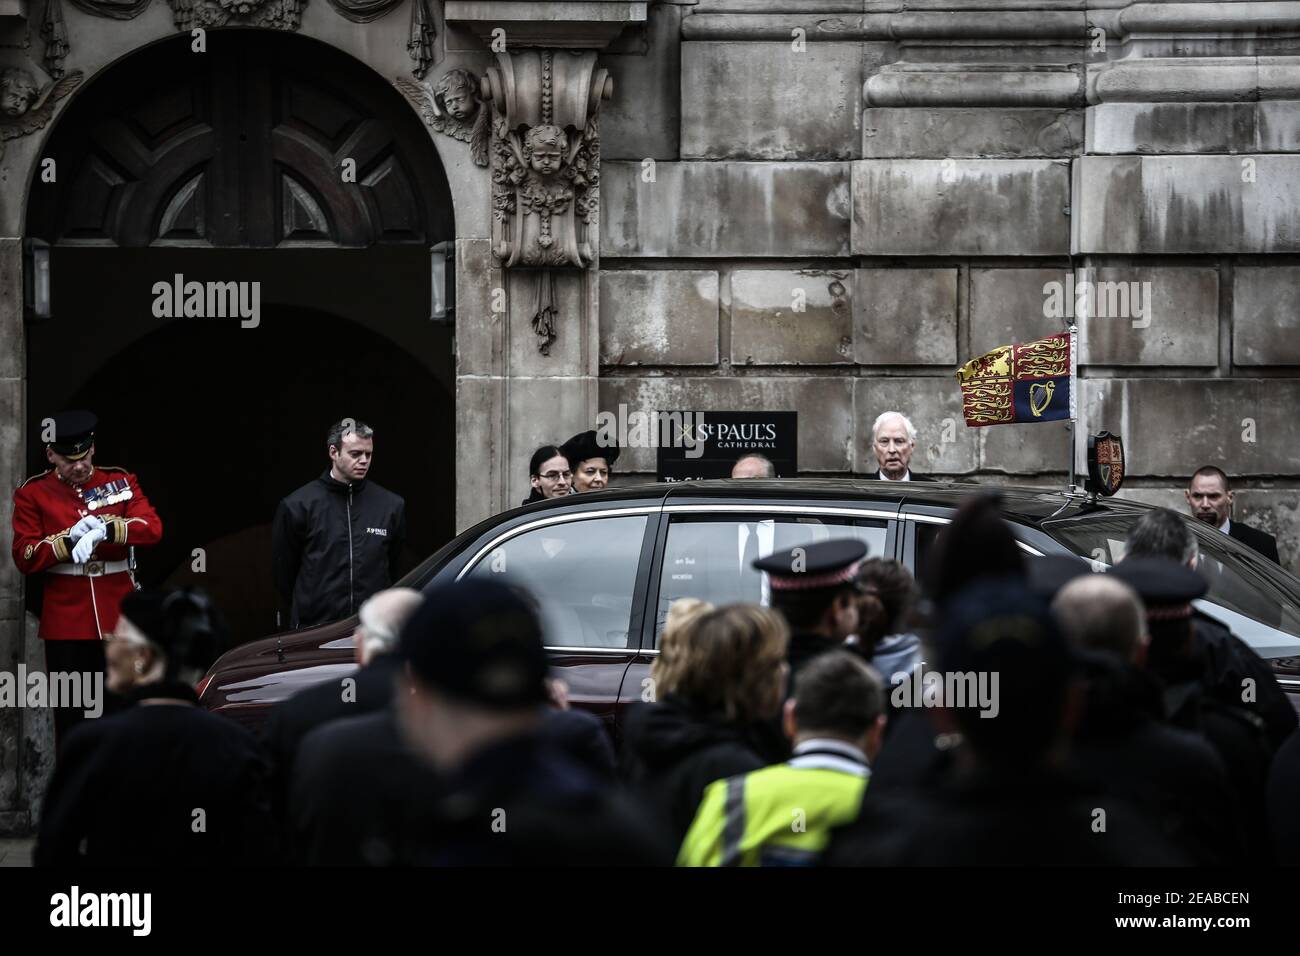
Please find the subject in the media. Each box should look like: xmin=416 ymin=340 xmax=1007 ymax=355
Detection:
xmin=616 ymin=502 xmax=898 ymax=733
xmin=456 ymin=505 xmax=660 ymax=736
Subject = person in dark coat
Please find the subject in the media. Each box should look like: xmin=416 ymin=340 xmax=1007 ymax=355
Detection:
xmin=1267 ymin=729 xmax=1300 ymax=864
xmin=522 ymin=444 xmax=572 ymax=505
xmin=622 ymin=604 xmax=790 ymax=848
xmin=824 ymin=577 xmax=1191 ymax=866
xmin=1186 ymin=465 xmax=1281 ymax=563
xmin=36 ymin=588 xmax=278 ymax=867
xmin=1052 ymin=573 xmax=1246 ymax=864
xmin=1110 ymin=557 xmax=1276 ymax=862
xmin=1124 ymin=507 xmax=1296 ymax=749
xmin=271 ymin=419 xmax=407 ymax=629
xmin=262 ymin=587 xmax=423 ymax=828
xmin=395 ymin=577 xmax=670 ymax=865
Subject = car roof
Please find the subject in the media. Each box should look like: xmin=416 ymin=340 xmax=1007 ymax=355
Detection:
xmin=507 ymin=478 xmax=1156 ymax=526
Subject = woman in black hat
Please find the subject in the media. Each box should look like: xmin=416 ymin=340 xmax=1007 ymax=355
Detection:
xmin=35 ymin=588 xmax=278 ymax=866
xmin=523 ymin=444 xmax=572 ymax=505
xmin=560 ymin=430 xmax=620 ymax=493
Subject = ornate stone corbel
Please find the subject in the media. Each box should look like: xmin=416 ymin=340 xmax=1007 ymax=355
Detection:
xmin=481 ymin=50 xmax=612 ymax=353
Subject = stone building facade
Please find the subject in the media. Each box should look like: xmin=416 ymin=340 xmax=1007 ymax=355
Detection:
xmin=0 ymin=0 xmax=1298 ymax=828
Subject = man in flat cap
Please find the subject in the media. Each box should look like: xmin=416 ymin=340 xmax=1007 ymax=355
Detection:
xmin=395 ymin=577 xmax=669 ymax=865
xmin=755 ymin=538 xmax=866 ymax=689
xmin=11 ymin=410 xmax=163 ymax=744
xmin=560 ymin=429 xmax=619 ymax=493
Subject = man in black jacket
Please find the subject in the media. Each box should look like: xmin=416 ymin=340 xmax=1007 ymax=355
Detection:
xmin=272 ymin=419 xmax=407 ymax=629
xmin=1186 ymin=465 xmax=1281 ymax=563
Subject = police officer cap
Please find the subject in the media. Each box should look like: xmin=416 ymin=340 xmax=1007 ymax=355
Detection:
xmin=560 ymin=429 xmax=620 ymax=469
xmin=1109 ymin=557 xmax=1207 ymax=620
xmin=754 ymin=538 xmax=869 ymax=592
xmin=400 ymin=578 xmax=549 ymax=710
xmin=47 ymin=410 xmax=97 ymax=460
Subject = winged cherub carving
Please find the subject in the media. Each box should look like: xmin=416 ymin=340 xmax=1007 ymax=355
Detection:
xmin=395 ymin=69 xmax=489 ymax=167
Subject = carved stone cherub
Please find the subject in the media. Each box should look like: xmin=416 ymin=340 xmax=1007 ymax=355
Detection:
xmin=396 ymin=69 xmax=490 ymax=167
xmin=0 ymin=68 xmax=84 ymax=155
xmin=1 ymin=68 xmax=40 ymax=118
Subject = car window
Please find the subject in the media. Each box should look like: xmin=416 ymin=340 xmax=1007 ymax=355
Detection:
xmin=655 ymin=515 xmax=888 ymax=639
xmin=463 ymin=514 xmax=648 ymax=649
xmin=1044 ymin=513 xmax=1300 ymax=644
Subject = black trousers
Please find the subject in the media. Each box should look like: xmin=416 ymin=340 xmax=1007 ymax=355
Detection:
xmin=42 ymin=640 xmax=108 ymax=750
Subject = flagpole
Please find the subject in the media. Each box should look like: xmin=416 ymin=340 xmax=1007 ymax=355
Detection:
xmin=1068 ymin=321 xmax=1078 ymax=494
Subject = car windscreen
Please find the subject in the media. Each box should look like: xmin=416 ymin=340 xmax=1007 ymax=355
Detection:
xmin=1041 ymin=511 xmax=1300 ymax=657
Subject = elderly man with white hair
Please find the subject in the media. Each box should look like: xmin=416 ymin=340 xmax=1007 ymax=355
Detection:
xmin=867 ymin=411 xmax=934 ymax=482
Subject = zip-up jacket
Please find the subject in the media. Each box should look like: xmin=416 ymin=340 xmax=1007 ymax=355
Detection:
xmin=271 ymin=470 xmax=406 ymax=629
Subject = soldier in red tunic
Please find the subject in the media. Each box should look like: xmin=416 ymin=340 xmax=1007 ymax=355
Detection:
xmin=10 ymin=411 xmax=163 ymax=742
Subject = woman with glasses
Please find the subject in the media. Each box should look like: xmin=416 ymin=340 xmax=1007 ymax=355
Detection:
xmin=523 ymin=444 xmax=572 ymax=505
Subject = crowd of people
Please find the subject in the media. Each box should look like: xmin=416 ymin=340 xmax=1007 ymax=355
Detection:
xmin=31 ymin=490 xmax=1300 ymax=866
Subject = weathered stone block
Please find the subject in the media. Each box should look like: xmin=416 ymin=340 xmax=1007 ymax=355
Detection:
xmin=600 ymin=270 xmax=719 ymax=366
xmin=1073 ymin=156 xmax=1300 ymax=254
xmin=1258 ymin=101 xmax=1300 ymax=152
xmin=970 ymin=268 xmax=1071 ymax=357
xmin=507 ymin=270 xmax=589 ymax=377
xmin=853 ymin=376 xmax=977 ymax=476
xmin=601 ymin=2 xmax=682 ymax=160
xmin=863 ymin=108 xmax=1082 ymax=159
xmin=0 ymin=239 xmax=22 ymax=382
xmin=852 ymin=159 xmax=1071 ymax=255
xmin=855 ymin=268 xmax=957 ymax=365
xmin=602 ymin=161 xmax=851 ymax=258
xmin=454 ymin=238 xmax=502 ymax=377
xmin=599 ymin=376 xmax=853 ymax=473
xmin=1233 ymin=488 xmax=1300 ymax=576
xmin=731 ymin=269 xmax=853 ymax=366
xmin=681 ymin=42 xmax=862 ymax=160
xmin=979 ymin=416 xmax=1074 ymax=476
xmin=1078 ymin=266 xmax=1219 ymax=367
xmin=1081 ymin=378 xmax=1300 ymax=477
xmin=1085 ymin=102 xmax=1256 ymax=155
xmin=1233 ymin=266 xmax=1300 ymax=366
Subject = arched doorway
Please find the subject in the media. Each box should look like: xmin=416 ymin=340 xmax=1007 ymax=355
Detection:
xmin=24 ymin=30 xmax=455 ymax=644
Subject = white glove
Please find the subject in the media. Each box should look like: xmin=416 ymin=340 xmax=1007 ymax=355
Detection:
xmin=68 ymin=515 xmax=105 ymax=543
xmin=71 ymin=526 xmax=107 ymax=564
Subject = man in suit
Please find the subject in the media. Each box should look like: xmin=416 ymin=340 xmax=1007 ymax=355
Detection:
xmin=865 ymin=411 xmax=936 ymax=482
xmin=1185 ymin=465 xmax=1281 ymax=564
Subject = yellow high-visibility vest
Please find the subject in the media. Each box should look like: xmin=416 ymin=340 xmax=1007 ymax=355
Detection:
xmin=677 ymin=761 xmax=868 ymax=867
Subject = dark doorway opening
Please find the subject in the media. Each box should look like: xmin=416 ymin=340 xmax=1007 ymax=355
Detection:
xmin=23 ymin=31 xmax=456 ymax=645
xmin=26 ymin=247 xmax=454 ymax=644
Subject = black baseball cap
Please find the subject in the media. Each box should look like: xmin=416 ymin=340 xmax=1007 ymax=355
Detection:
xmin=400 ymin=578 xmax=549 ymax=710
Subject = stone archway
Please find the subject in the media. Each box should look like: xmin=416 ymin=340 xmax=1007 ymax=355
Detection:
xmin=0 ymin=25 xmax=468 ymax=831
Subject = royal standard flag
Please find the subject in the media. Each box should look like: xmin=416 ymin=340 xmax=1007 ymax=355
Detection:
xmin=957 ymin=332 xmax=1075 ymax=427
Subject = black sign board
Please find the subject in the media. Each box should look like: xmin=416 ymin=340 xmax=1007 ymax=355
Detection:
xmin=656 ymin=411 xmax=798 ymax=482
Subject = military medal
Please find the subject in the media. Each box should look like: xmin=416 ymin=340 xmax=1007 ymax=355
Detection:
xmin=84 ymin=478 xmax=132 ymax=511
